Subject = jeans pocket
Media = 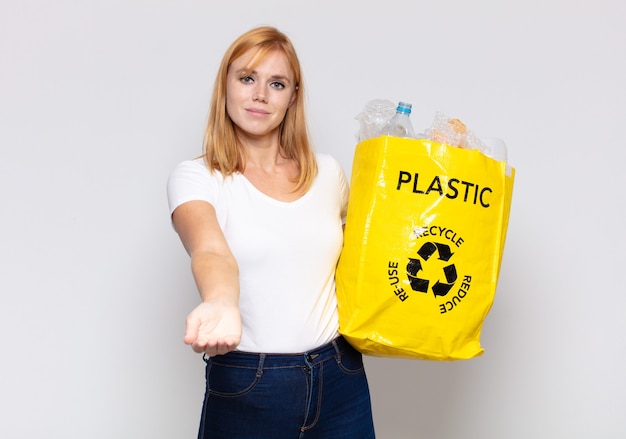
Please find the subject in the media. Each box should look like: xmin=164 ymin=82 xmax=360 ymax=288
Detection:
xmin=336 ymin=344 xmax=365 ymax=375
xmin=206 ymin=360 xmax=261 ymax=397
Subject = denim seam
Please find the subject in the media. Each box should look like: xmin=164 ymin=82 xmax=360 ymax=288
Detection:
xmin=300 ymin=361 xmax=324 ymax=432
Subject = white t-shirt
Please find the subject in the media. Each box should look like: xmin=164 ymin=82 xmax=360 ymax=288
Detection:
xmin=167 ymin=153 xmax=349 ymax=353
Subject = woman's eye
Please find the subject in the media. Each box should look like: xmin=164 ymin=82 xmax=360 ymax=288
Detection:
xmin=240 ymin=76 xmax=254 ymax=84
xmin=270 ymin=81 xmax=285 ymax=90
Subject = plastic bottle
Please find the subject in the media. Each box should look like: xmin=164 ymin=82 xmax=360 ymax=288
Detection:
xmin=355 ymin=99 xmax=397 ymax=142
xmin=381 ymin=101 xmax=416 ymax=138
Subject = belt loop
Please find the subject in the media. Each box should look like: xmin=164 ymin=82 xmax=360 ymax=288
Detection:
xmin=332 ymin=337 xmax=342 ymax=356
xmin=256 ymin=354 xmax=265 ymax=377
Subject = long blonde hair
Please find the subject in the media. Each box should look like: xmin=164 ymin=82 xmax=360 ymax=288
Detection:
xmin=202 ymin=26 xmax=317 ymax=192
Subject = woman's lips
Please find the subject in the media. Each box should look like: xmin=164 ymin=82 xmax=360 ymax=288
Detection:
xmin=246 ymin=108 xmax=270 ymax=117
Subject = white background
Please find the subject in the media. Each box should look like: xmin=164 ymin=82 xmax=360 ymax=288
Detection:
xmin=1 ymin=1 xmax=625 ymax=438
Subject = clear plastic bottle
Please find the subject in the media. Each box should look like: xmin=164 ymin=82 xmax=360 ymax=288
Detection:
xmin=381 ymin=101 xmax=416 ymax=138
xmin=355 ymin=99 xmax=397 ymax=142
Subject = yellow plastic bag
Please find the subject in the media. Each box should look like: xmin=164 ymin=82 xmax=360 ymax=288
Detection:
xmin=336 ymin=136 xmax=515 ymax=360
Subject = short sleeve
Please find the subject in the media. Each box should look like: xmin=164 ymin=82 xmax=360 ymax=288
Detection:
xmin=166 ymin=159 xmax=218 ymax=215
xmin=337 ymin=162 xmax=349 ymax=223
xmin=317 ymin=153 xmax=350 ymax=224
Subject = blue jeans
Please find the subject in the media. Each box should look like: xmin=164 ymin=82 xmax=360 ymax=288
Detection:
xmin=197 ymin=336 xmax=375 ymax=438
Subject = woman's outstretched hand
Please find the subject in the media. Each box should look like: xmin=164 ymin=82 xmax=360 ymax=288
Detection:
xmin=184 ymin=301 xmax=242 ymax=357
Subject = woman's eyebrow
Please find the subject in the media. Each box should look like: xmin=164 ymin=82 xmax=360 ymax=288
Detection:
xmin=268 ymin=74 xmax=291 ymax=83
xmin=238 ymin=69 xmax=291 ymax=83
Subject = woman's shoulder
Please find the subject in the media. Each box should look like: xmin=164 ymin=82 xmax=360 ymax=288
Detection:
xmin=314 ymin=152 xmax=342 ymax=172
xmin=172 ymin=157 xmax=209 ymax=173
xmin=313 ymin=153 xmax=348 ymax=190
xmin=311 ymin=152 xmax=349 ymax=210
xmin=170 ymin=158 xmax=226 ymax=182
xmin=167 ymin=158 xmax=228 ymax=214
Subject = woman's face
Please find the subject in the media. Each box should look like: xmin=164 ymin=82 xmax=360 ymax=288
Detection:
xmin=226 ymin=49 xmax=296 ymax=142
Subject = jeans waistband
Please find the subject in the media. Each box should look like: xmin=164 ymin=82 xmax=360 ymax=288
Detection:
xmin=206 ymin=336 xmax=354 ymax=369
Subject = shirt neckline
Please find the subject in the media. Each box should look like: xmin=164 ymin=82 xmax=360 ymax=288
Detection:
xmin=237 ymin=173 xmax=311 ymax=206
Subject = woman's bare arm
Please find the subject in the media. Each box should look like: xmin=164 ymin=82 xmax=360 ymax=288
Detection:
xmin=172 ymin=200 xmax=241 ymax=356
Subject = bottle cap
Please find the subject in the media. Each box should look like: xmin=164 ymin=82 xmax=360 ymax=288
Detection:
xmin=397 ymin=102 xmax=412 ymax=114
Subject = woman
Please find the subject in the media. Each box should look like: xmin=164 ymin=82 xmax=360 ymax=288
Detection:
xmin=167 ymin=26 xmax=375 ymax=438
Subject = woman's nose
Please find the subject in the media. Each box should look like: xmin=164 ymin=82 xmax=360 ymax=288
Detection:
xmin=252 ymin=85 xmax=267 ymax=103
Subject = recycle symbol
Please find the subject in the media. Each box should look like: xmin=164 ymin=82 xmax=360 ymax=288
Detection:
xmin=406 ymin=242 xmax=458 ymax=297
